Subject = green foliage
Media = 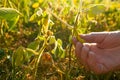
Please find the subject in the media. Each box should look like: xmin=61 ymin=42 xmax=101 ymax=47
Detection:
xmin=49 ymin=36 xmax=56 ymax=44
xmin=12 ymin=46 xmax=26 ymax=66
xmin=0 ymin=8 xmax=21 ymax=20
xmin=0 ymin=8 xmax=21 ymax=32
xmin=0 ymin=0 xmax=120 ymax=80
xmin=0 ymin=49 xmax=5 ymax=59
xmin=52 ymin=38 xmax=65 ymax=59
xmin=88 ymin=4 xmax=106 ymax=17
xmin=27 ymin=40 xmax=40 ymax=51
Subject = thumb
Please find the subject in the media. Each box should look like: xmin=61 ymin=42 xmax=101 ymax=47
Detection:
xmin=80 ymin=32 xmax=108 ymax=43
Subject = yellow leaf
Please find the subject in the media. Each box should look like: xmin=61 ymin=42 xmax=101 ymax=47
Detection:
xmin=42 ymin=14 xmax=50 ymax=34
xmin=72 ymin=0 xmax=78 ymax=6
xmin=38 ymin=0 xmax=43 ymax=4
xmin=32 ymin=2 xmax=39 ymax=8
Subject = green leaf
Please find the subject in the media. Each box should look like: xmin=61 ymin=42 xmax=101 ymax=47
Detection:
xmin=51 ymin=41 xmax=57 ymax=54
xmin=51 ymin=39 xmax=65 ymax=58
xmin=37 ymin=35 xmax=45 ymax=41
xmin=57 ymin=39 xmax=62 ymax=46
xmin=0 ymin=8 xmax=21 ymax=20
xmin=42 ymin=12 xmax=50 ymax=34
xmin=58 ymin=46 xmax=65 ymax=58
xmin=49 ymin=36 xmax=56 ymax=44
xmin=29 ymin=8 xmax=43 ymax=22
xmin=7 ymin=16 xmax=20 ymax=31
xmin=88 ymin=4 xmax=106 ymax=17
xmin=27 ymin=40 xmax=40 ymax=51
xmin=12 ymin=46 xmax=26 ymax=66
xmin=29 ymin=13 xmax=37 ymax=22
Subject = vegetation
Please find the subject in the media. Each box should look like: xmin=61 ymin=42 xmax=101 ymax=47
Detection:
xmin=0 ymin=0 xmax=120 ymax=80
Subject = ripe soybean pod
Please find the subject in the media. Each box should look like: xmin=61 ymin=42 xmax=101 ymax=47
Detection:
xmin=73 ymin=0 xmax=85 ymax=43
xmin=73 ymin=13 xmax=85 ymax=43
xmin=74 ymin=28 xmax=85 ymax=43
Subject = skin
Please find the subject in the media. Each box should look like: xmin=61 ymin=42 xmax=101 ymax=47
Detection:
xmin=72 ymin=31 xmax=120 ymax=74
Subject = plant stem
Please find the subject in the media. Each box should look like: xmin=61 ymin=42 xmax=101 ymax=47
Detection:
xmin=12 ymin=55 xmax=16 ymax=80
xmin=48 ymin=10 xmax=73 ymax=30
xmin=68 ymin=44 xmax=72 ymax=69
xmin=33 ymin=38 xmax=47 ymax=80
xmin=72 ymin=0 xmax=85 ymax=43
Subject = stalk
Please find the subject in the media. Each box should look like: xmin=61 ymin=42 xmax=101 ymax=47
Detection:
xmin=72 ymin=0 xmax=85 ymax=43
xmin=12 ymin=53 xmax=16 ymax=80
xmin=33 ymin=36 xmax=49 ymax=80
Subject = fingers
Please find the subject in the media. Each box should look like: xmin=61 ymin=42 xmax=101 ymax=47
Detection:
xmin=80 ymin=32 xmax=108 ymax=43
xmin=75 ymin=42 xmax=83 ymax=59
xmin=87 ymin=51 xmax=107 ymax=74
xmin=73 ymin=35 xmax=112 ymax=74
xmin=74 ymin=42 xmax=104 ymax=74
xmin=87 ymin=51 xmax=97 ymax=72
xmin=73 ymin=36 xmax=107 ymax=74
xmin=80 ymin=43 xmax=90 ymax=68
xmin=75 ymin=42 xmax=91 ymax=69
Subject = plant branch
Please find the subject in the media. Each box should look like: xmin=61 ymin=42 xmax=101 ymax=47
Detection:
xmin=48 ymin=10 xmax=73 ymax=30
xmin=33 ymin=37 xmax=48 ymax=80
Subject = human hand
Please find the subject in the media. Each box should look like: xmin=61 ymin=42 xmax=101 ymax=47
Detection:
xmin=79 ymin=31 xmax=120 ymax=49
xmin=72 ymin=31 xmax=120 ymax=74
